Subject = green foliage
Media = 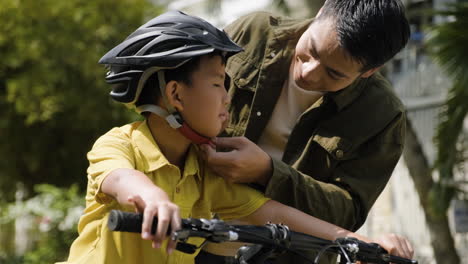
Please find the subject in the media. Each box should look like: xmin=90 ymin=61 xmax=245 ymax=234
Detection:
xmin=272 ymin=0 xmax=292 ymax=15
xmin=0 ymin=0 xmax=160 ymax=201
xmin=427 ymin=3 xmax=468 ymax=216
xmin=0 ymin=184 xmax=84 ymax=263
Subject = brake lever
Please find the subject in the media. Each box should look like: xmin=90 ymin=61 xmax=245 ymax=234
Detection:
xmin=172 ymin=218 xmax=240 ymax=243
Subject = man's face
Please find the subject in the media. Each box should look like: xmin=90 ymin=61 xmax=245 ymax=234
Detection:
xmin=293 ymin=18 xmax=374 ymax=92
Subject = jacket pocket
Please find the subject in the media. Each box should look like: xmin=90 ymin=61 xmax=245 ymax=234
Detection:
xmin=226 ymin=55 xmax=259 ymax=92
xmin=293 ymin=132 xmax=357 ymax=182
xmin=312 ymin=133 xmax=354 ymax=161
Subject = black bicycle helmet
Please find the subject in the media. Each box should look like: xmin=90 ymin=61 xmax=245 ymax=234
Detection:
xmin=99 ymin=10 xmax=243 ymax=105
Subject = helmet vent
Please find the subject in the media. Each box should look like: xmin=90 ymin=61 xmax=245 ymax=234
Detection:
xmin=148 ymin=40 xmax=188 ymax=54
xmin=149 ymin=22 xmax=176 ymax=28
xmin=111 ymin=83 xmax=128 ymax=93
xmin=119 ymin=37 xmax=154 ymax=57
xmin=180 ymin=26 xmax=204 ymax=35
xmin=163 ymin=31 xmax=189 ymax=37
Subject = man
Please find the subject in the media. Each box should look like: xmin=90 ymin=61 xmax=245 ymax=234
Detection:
xmin=199 ymin=0 xmax=410 ymax=262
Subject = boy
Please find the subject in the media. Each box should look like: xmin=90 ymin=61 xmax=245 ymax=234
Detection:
xmin=61 ymin=11 xmax=413 ymax=264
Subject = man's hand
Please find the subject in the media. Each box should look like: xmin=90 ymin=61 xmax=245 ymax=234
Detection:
xmin=373 ymin=233 xmax=414 ymax=260
xmin=199 ymin=136 xmax=272 ymax=185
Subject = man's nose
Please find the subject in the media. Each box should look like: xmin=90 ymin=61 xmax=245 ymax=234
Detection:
xmin=301 ymin=60 xmax=321 ymax=82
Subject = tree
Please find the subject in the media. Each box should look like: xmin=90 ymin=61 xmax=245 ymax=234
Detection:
xmin=427 ymin=3 xmax=468 ymax=216
xmin=403 ymin=120 xmax=460 ymax=264
xmin=402 ymin=3 xmax=468 ymax=264
xmin=0 ymin=0 xmax=161 ymax=202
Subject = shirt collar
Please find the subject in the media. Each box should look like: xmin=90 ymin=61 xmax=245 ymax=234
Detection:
xmin=132 ymin=120 xmax=201 ymax=180
xmin=327 ymin=77 xmax=370 ymax=111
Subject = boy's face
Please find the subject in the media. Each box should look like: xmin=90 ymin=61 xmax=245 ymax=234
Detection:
xmin=177 ymin=55 xmax=230 ymax=138
xmin=293 ymin=18 xmax=375 ymax=92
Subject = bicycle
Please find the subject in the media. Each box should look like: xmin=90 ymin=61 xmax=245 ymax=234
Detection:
xmin=107 ymin=210 xmax=418 ymax=264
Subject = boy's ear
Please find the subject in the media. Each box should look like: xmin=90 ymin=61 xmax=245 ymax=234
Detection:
xmin=165 ymin=80 xmax=184 ymax=112
xmin=361 ymin=66 xmax=382 ymax=78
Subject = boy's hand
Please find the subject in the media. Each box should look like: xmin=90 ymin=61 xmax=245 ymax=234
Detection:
xmin=200 ymin=137 xmax=272 ymax=185
xmin=373 ymin=233 xmax=414 ymax=260
xmin=128 ymin=189 xmax=181 ymax=255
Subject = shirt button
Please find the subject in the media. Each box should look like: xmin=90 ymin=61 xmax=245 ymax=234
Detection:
xmin=175 ymin=187 xmax=180 ymax=194
xmin=335 ymin=149 xmax=344 ymax=159
xmin=238 ymin=78 xmax=247 ymax=86
xmin=270 ymin=52 xmax=276 ymax=58
xmin=256 ymin=111 xmax=262 ymax=117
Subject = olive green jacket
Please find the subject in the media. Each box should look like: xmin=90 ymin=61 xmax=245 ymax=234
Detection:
xmin=224 ymin=12 xmax=405 ymax=233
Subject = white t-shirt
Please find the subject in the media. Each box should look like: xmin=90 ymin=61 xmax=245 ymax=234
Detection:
xmin=257 ymin=61 xmax=323 ymax=161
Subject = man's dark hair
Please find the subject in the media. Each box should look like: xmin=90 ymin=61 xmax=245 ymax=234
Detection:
xmin=136 ymin=50 xmax=227 ymax=107
xmin=318 ymin=0 xmax=410 ymax=71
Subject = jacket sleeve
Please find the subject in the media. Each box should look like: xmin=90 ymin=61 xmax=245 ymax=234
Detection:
xmin=264 ymin=112 xmax=406 ymax=231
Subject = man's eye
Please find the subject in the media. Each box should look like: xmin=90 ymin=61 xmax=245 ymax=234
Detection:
xmin=328 ymin=71 xmax=340 ymax=80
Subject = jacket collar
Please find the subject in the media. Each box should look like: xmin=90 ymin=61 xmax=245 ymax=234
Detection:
xmin=327 ymin=77 xmax=370 ymax=111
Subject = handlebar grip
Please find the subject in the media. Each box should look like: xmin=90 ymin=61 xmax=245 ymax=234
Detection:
xmin=108 ymin=210 xmax=157 ymax=234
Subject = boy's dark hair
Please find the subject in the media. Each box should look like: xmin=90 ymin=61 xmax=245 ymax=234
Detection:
xmin=317 ymin=0 xmax=410 ymax=71
xmin=136 ymin=51 xmax=227 ymax=107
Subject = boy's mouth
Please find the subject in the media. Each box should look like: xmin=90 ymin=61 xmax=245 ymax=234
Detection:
xmin=219 ymin=112 xmax=229 ymax=120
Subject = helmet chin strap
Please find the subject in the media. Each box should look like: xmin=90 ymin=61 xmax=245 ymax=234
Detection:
xmin=136 ymin=70 xmax=215 ymax=147
xmin=136 ymin=104 xmax=215 ymax=147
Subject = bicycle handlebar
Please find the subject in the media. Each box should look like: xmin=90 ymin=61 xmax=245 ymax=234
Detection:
xmin=108 ymin=210 xmax=417 ymax=264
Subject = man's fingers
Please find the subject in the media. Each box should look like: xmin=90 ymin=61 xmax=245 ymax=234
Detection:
xmin=213 ymin=136 xmax=246 ymax=149
xmin=391 ymin=235 xmax=412 ymax=259
xmin=201 ymin=146 xmax=239 ymax=166
xmin=405 ymin=239 xmax=414 ymax=258
xmin=398 ymin=236 xmax=413 ymax=259
xmin=378 ymin=234 xmax=413 ymax=260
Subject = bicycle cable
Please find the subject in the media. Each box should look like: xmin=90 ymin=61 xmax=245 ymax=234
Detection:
xmin=336 ymin=240 xmax=353 ymax=264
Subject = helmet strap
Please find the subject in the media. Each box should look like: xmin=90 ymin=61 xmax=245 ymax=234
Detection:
xmin=136 ymin=104 xmax=215 ymax=146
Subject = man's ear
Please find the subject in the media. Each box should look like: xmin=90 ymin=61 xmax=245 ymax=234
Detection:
xmin=361 ymin=66 xmax=382 ymax=78
xmin=165 ymin=80 xmax=184 ymax=112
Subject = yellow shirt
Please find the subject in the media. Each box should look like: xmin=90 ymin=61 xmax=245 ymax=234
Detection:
xmin=61 ymin=121 xmax=269 ymax=264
